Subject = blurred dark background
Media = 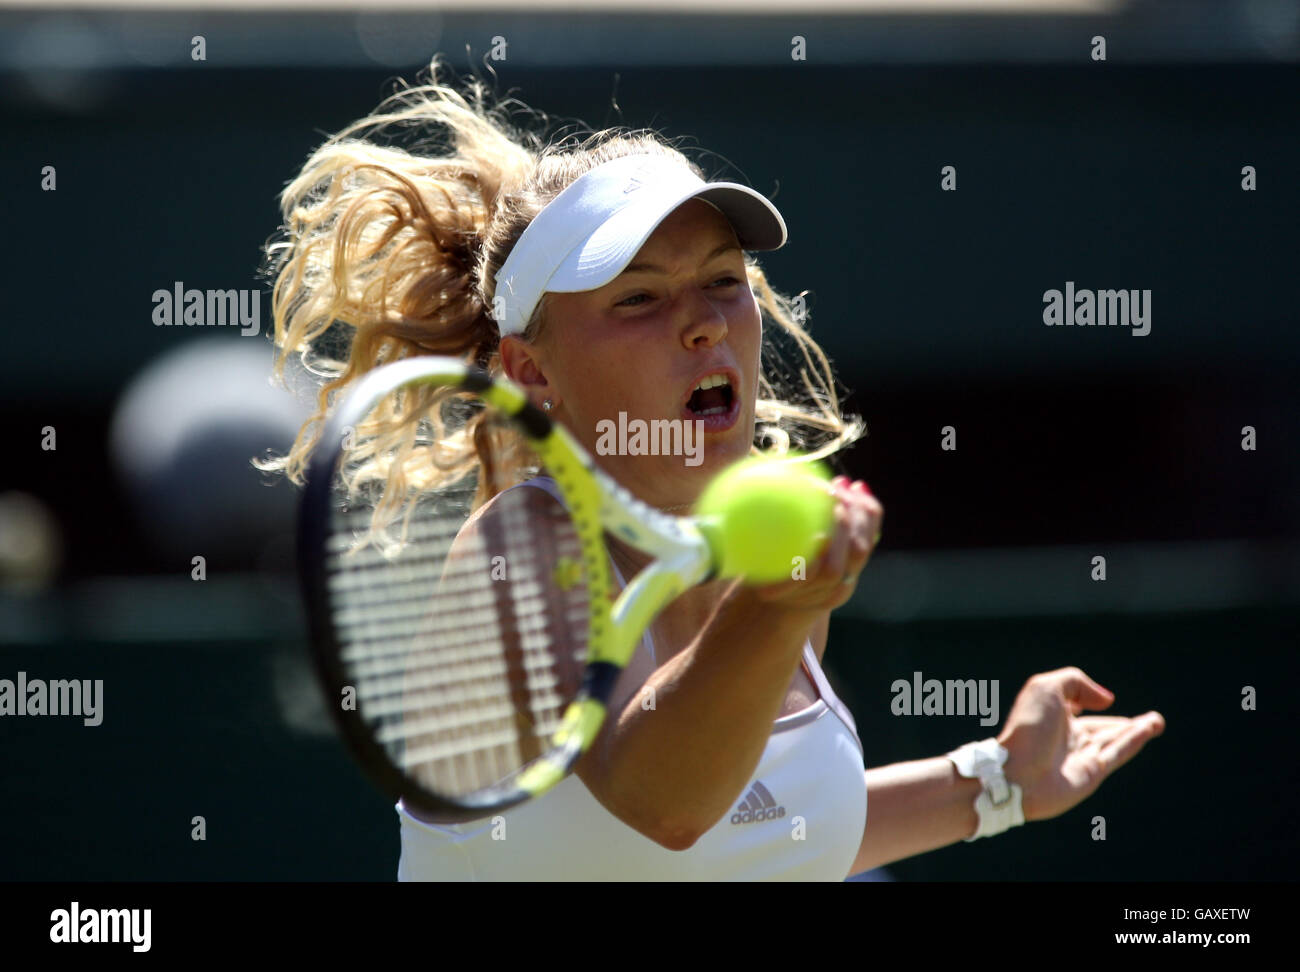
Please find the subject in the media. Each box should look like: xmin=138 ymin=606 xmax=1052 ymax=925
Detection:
xmin=0 ymin=1 xmax=1296 ymax=880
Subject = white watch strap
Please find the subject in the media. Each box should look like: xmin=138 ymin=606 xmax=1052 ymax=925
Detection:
xmin=946 ymin=738 xmax=1025 ymax=841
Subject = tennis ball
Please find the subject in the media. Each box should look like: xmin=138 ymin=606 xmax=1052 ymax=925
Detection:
xmin=694 ymin=457 xmax=835 ymax=584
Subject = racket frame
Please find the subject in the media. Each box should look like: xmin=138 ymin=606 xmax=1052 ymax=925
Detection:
xmin=299 ymin=356 xmax=715 ymax=822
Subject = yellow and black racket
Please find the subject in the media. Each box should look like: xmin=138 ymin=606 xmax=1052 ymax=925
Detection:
xmin=298 ymin=355 xmax=831 ymax=823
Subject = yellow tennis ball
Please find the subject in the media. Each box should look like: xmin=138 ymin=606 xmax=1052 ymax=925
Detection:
xmin=695 ymin=457 xmax=835 ymax=584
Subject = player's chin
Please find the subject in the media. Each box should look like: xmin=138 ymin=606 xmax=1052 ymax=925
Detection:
xmin=689 ymin=433 xmax=751 ymax=479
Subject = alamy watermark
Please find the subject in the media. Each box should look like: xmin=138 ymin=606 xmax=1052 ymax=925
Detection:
xmin=891 ymin=671 xmax=999 ymax=727
xmin=595 ymin=413 xmax=704 ymax=467
xmin=1043 ymin=281 xmax=1150 ymax=336
xmin=152 ymin=282 xmax=260 ymax=336
xmin=50 ymin=902 xmax=150 ymax=952
xmin=0 ymin=672 xmax=103 ymax=726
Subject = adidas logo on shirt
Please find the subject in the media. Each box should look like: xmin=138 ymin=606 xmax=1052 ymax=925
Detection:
xmin=730 ymin=781 xmax=786 ymax=824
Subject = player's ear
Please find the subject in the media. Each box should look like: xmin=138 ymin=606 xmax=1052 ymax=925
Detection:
xmin=500 ymin=335 xmax=553 ymax=400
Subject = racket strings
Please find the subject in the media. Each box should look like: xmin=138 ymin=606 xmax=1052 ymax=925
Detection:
xmin=325 ymin=483 xmax=589 ymax=798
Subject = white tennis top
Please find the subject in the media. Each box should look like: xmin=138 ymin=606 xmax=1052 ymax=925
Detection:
xmin=395 ymin=476 xmax=867 ymax=880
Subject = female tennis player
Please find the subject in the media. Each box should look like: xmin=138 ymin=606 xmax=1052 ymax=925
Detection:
xmin=264 ymin=58 xmax=1165 ymax=880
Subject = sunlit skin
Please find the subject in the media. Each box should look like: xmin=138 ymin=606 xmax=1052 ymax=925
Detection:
xmin=495 ymin=195 xmax=1164 ymax=857
xmin=501 ymin=197 xmax=878 ymax=624
xmin=502 ymin=198 xmax=760 ymax=513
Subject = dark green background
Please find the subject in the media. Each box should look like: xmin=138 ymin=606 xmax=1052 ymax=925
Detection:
xmin=1 ymin=54 xmax=1296 ymax=880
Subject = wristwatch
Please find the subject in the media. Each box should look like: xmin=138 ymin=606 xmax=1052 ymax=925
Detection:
xmin=946 ymin=738 xmax=1025 ymax=841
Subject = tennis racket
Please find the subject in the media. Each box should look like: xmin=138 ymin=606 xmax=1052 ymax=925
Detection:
xmin=298 ymin=355 xmax=831 ymax=823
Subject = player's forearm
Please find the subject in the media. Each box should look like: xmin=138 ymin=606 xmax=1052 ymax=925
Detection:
xmin=586 ymin=584 xmax=815 ymax=850
xmin=850 ymin=756 xmax=985 ymax=874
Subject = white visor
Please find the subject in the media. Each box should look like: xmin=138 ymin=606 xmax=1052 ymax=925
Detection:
xmin=493 ymin=153 xmax=787 ymax=337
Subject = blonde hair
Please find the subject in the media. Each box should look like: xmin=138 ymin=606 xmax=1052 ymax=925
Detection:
xmin=260 ymin=55 xmax=863 ymax=517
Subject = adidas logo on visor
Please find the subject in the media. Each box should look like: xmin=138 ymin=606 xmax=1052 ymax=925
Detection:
xmin=623 ymin=159 xmax=661 ymax=194
xmin=730 ymin=781 xmax=786 ymax=824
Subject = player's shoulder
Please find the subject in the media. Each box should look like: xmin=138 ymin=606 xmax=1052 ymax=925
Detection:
xmin=459 ymin=477 xmax=570 ymax=557
xmin=467 ymin=477 xmax=565 ymax=526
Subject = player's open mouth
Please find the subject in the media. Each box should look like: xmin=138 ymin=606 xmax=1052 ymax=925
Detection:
xmin=683 ymin=370 xmax=740 ymax=432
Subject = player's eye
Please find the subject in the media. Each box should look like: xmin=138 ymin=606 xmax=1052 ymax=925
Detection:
xmin=615 ymin=276 xmax=740 ymax=308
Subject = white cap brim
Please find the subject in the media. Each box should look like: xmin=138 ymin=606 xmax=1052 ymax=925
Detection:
xmin=494 ymin=153 xmax=786 ymax=336
xmin=548 ymin=182 xmax=786 ymax=294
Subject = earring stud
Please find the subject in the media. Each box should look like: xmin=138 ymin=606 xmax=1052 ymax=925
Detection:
xmin=542 ymin=398 xmax=554 ymax=412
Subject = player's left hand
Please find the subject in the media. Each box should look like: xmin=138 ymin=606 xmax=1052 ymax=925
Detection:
xmin=997 ymin=667 xmax=1166 ymax=822
xmin=750 ymin=476 xmax=883 ymax=614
